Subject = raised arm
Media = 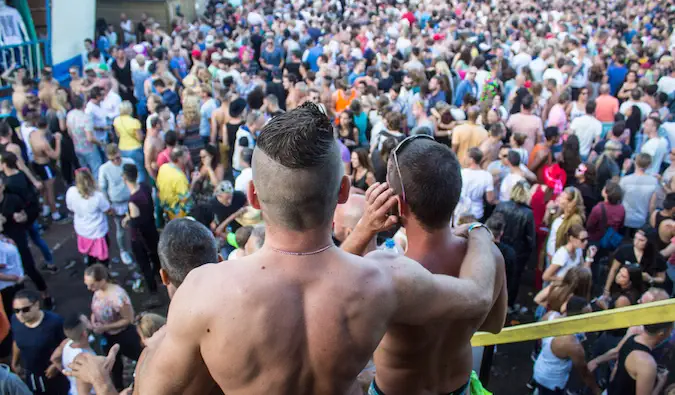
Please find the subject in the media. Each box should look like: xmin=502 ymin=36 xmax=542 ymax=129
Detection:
xmin=373 ymin=226 xmax=501 ymax=325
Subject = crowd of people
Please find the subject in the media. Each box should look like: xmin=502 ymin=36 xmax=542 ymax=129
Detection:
xmin=0 ymin=0 xmax=674 ymax=393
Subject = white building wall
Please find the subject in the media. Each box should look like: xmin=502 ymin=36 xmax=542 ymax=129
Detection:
xmin=51 ymin=0 xmax=96 ymax=65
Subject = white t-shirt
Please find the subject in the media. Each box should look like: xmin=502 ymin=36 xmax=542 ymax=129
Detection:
xmin=85 ymin=101 xmax=109 ymax=141
xmin=232 ymin=127 xmax=254 ymax=172
xmin=640 ymin=136 xmax=669 ymax=175
xmin=0 ymin=240 xmax=23 ymax=291
xmin=0 ymin=6 xmax=26 ymax=45
xmin=460 ymin=168 xmax=494 ymax=219
xmin=235 ymin=167 xmax=253 ymax=192
xmin=499 ymin=172 xmax=524 ymax=202
xmin=619 ymin=100 xmax=652 ymax=120
xmin=101 ymin=91 xmax=122 ymax=122
xmin=657 ymin=76 xmax=675 ymax=95
xmin=66 ymin=188 xmax=110 ymax=239
xmin=62 ymin=340 xmax=95 ymax=395
xmin=546 ymin=216 xmax=564 ymax=257
xmin=551 ymin=246 xmax=582 ymax=278
xmin=570 ymin=115 xmax=603 ymax=156
xmin=542 ymin=68 xmax=565 ymax=87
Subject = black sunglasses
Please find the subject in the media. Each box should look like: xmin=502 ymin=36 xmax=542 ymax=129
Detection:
xmin=14 ymin=302 xmax=35 ymax=314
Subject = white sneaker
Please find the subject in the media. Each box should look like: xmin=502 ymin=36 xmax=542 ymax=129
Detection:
xmin=121 ymin=251 xmax=134 ymax=265
xmin=42 ymin=205 xmax=50 ymax=217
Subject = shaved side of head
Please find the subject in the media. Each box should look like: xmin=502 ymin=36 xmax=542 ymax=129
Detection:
xmin=253 ymin=103 xmax=344 ymax=231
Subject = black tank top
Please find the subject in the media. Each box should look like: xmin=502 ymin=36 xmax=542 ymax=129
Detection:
xmin=608 ymin=335 xmax=653 ymax=395
xmin=655 ymin=210 xmax=671 ymax=234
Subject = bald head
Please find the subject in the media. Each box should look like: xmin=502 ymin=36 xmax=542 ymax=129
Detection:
xmin=333 ymin=193 xmax=366 ymax=242
xmin=600 ymin=84 xmax=610 ymax=95
xmin=640 ymin=287 xmax=670 ymax=304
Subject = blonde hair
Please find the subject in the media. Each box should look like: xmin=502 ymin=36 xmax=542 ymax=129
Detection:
xmin=75 ymin=168 xmax=98 ymax=198
xmin=182 ymin=91 xmax=200 ymax=127
xmin=510 ymin=181 xmax=531 ymax=205
xmin=50 ymin=89 xmax=68 ymax=112
xmin=119 ymin=100 xmax=134 ymax=116
xmin=435 ymin=60 xmax=451 ymax=77
xmin=137 ymin=313 xmax=166 ymax=339
xmin=563 ymin=186 xmax=586 ymax=221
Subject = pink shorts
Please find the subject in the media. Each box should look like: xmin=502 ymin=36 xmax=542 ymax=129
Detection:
xmin=77 ymin=235 xmax=109 ymax=261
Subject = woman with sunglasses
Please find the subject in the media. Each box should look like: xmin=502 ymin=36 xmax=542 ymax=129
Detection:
xmin=83 ymin=264 xmax=142 ymax=391
xmin=603 ymin=227 xmax=669 ymax=298
xmin=567 ymin=86 xmax=589 ymax=123
xmin=543 ymin=224 xmax=596 ymax=284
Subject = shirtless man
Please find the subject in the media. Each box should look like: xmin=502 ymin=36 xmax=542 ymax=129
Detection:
xmin=64 ymin=218 xmax=224 ymax=395
xmin=210 ymin=90 xmax=231 ymax=145
xmin=143 ymin=115 xmax=164 ymax=181
xmin=11 ymin=76 xmax=31 ymax=120
xmin=134 ymin=103 xmax=501 ymax=395
xmin=25 ymin=110 xmax=65 ymax=221
xmin=342 ymin=136 xmax=507 ymax=395
xmin=69 ymin=66 xmax=86 ymax=99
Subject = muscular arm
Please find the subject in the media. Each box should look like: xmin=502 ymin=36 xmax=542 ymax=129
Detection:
xmin=478 ymin=264 xmax=507 ymax=334
xmin=374 ymin=228 xmax=500 ymax=325
xmin=134 ymin=271 xmax=211 ymax=395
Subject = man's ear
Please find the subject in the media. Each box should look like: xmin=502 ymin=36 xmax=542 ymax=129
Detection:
xmin=337 ymin=175 xmax=351 ymax=204
xmin=248 ymin=181 xmax=261 ymax=209
xmin=159 ymin=268 xmax=171 ymax=287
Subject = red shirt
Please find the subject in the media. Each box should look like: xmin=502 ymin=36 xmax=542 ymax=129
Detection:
xmin=156 ymin=147 xmax=172 ymax=169
xmin=402 ymin=12 xmax=416 ymax=26
xmin=586 ymin=202 xmax=625 ymax=242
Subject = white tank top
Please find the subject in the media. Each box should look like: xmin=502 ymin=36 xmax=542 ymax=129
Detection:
xmin=61 ymin=340 xmax=95 ymax=395
xmin=570 ymin=101 xmax=585 ymax=122
xmin=19 ymin=123 xmax=36 ymax=162
xmin=533 ymin=312 xmax=573 ymax=391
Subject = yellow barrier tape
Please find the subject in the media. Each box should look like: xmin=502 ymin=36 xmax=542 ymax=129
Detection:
xmin=471 ymin=298 xmax=675 ymax=347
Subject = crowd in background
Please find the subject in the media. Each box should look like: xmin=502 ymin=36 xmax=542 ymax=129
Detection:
xmin=0 ymin=0 xmax=674 ymax=393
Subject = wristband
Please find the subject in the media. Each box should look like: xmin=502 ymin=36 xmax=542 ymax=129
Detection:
xmin=467 ymin=223 xmax=495 ymax=240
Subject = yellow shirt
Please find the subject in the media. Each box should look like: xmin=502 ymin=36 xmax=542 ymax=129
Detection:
xmin=113 ymin=115 xmax=142 ymax=151
xmin=451 ymin=123 xmax=488 ymax=164
xmin=157 ymin=163 xmax=190 ymax=214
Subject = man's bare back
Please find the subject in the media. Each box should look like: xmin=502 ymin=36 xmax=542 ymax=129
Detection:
xmin=137 ymin=248 xmax=397 ymax=395
xmin=374 ymin=233 xmax=507 ymax=395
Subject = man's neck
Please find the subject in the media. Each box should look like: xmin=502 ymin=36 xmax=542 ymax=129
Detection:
xmin=405 ymin=220 xmax=454 ymax=258
xmin=635 ymin=168 xmax=646 ymax=176
xmin=263 ymin=222 xmax=335 ymax=254
xmin=469 ymin=163 xmax=481 ymax=170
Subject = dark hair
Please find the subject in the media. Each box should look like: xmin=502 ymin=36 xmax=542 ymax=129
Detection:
xmin=612 ymin=121 xmax=626 ymax=138
xmin=562 ymin=135 xmax=582 ymax=175
xmin=241 ymin=147 xmax=253 ymax=166
xmin=352 ymin=147 xmax=374 ymax=173
xmin=644 ymin=321 xmax=674 ymax=335
xmin=521 ymin=94 xmax=534 ymax=110
xmin=544 ymin=126 xmax=559 ymax=141
xmin=158 ymin=218 xmax=219 ymax=287
xmin=663 ymin=193 xmax=675 ymax=210
xmin=387 ymin=138 xmax=462 ymax=230
xmin=635 ymin=152 xmax=652 ymax=170
xmin=84 ymin=263 xmax=111 ymax=282
xmin=485 ymin=212 xmax=505 ymax=235
xmin=14 ymin=289 xmax=40 ymax=304
xmin=566 ymin=223 xmax=586 ymax=240
xmin=0 ymin=121 xmax=10 ymax=138
xmin=202 ymin=144 xmax=220 ymax=170
xmin=73 ymin=96 xmax=85 ymax=110
xmin=585 ymin=100 xmax=597 ymax=115
xmin=90 ymin=86 xmax=104 ymax=100
xmin=153 ymin=79 xmax=166 ymax=89
xmin=467 ymin=147 xmax=483 ymax=164
xmin=122 ymin=163 xmax=138 ymax=183
xmin=164 ymin=130 xmax=178 ymax=147
xmin=235 ymin=225 xmax=253 ymax=248
xmin=604 ymin=181 xmax=623 ymax=204
xmin=253 ymin=102 xmax=342 ymax=231
xmin=507 ymin=150 xmax=521 ymax=166
xmin=0 ymin=151 xmax=18 ymax=170
xmin=566 ymin=295 xmax=589 ymax=316
xmin=64 ymin=313 xmax=85 ymax=332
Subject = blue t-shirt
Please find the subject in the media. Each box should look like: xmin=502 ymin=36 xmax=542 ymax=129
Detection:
xmin=607 ymin=63 xmax=628 ymax=96
xmin=161 ymin=90 xmax=181 ymax=115
xmin=170 ymin=57 xmax=189 ymax=79
xmin=261 ymin=47 xmax=284 ymax=68
xmin=11 ymin=311 xmax=65 ymax=373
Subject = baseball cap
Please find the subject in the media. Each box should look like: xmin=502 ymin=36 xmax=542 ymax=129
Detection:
xmin=215 ymin=180 xmax=234 ymax=195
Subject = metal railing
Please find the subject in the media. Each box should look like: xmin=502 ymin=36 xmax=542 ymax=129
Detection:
xmin=0 ymin=39 xmax=49 ymax=89
xmin=471 ymin=298 xmax=675 ymax=386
